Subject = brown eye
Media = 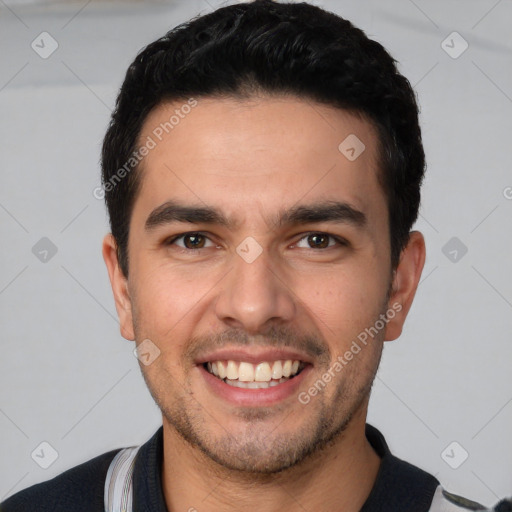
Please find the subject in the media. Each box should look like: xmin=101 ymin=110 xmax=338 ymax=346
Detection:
xmin=169 ymin=232 xmax=214 ymax=250
xmin=182 ymin=233 xmax=206 ymax=249
xmin=294 ymin=232 xmax=347 ymax=251
xmin=307 ymin=233 xmax=330 ymax=249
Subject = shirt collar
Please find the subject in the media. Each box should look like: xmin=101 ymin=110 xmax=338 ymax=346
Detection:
xmin=361 ymin=424 xmax=439 ymax=511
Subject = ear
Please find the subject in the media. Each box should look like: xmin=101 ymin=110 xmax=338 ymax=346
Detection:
xmin=102 ymin=233 xmax=135 ymax=341
xmin=384 ymin=231 xmax=426 ymax=341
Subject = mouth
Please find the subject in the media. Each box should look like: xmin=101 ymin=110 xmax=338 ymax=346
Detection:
xmin=203 ymin=359 xmax=307 ymax=389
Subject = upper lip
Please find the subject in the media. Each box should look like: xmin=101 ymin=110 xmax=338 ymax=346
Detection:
xmin=195 ymin=347 xmax=314 ymax=366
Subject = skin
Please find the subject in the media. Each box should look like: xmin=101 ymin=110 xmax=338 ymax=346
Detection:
xmin=103 ymin=95 xmax=426 ymax=512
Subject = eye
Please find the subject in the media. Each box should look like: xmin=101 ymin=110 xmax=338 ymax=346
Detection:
xmin=167 ymin=232 xmax=215 ymax=250
xmin=294 ymin=232 xmax=346 ymax=250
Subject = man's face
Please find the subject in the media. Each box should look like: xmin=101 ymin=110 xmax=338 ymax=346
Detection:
xmin=107 ymin=96 xmax=411 ymax=473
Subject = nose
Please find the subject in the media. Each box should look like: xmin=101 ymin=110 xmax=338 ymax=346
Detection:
xmin=214 ymin=244 xmax=296 ymax=334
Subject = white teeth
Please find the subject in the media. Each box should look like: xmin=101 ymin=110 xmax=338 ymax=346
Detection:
xmin=282 ymin=360 xmax=292 ymax=378
xmin=225 ymin=378 xmax=289 ymax=389
xmin=217 ymin=361 xmax=227 ymax=379
xmin=238 ymin=362 xmax=254 ymax=382
xmin=254 ymin=362 xmax=272 ymax=382
xmin=271 ymin=360 xmax=283 ymax=379
xmin=226 ymin=360 xmax=238 ymax=380
xmin=205 ymin=359 xmax=303 ymax=384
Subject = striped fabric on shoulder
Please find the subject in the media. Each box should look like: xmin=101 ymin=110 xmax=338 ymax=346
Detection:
xmin=428 ymin=485 xmax=512 ymax=512
xmin=104 ymin=446 xmax=140 ymax=512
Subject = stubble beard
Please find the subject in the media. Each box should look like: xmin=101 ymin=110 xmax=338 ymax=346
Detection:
xmin=140 ymin=336 xmax=383 ymax=476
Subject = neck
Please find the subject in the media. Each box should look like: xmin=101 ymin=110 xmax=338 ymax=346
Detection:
xmin=161 ymin=405 xmax=381 ymax=512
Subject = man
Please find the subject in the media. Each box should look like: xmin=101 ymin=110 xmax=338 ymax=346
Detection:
xmin=2 ymin=1 xmax=509 ymax=511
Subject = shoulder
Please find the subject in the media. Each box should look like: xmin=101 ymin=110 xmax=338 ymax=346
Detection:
xmin=363 ymin=424 xmax=511 ymax=511
xmin=363 ymin=424 xmax=440 ymax=510
xmin=429 ymin=486 xmax=512 ymax=512
xmin=0 ymin=449 xmax=120 ymax=512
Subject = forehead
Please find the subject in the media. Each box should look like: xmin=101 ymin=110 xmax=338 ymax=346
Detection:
xmin=132 ymin=95 xmax=386 ymax=229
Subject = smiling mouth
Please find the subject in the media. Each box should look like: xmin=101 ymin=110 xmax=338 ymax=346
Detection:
xmin=203 ymin=359 xmax=307 ymax=389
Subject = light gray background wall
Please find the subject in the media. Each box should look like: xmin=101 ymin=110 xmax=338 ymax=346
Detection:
xmin=1 ymin=0 xmax=511 ymax=506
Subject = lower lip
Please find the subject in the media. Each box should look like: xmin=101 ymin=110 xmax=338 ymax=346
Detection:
xmin=198 ymin=364 xmax=312 ymax=407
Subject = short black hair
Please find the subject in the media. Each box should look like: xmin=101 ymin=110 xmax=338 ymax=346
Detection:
xmin=101 ymin=0 xmax=425 ymax=276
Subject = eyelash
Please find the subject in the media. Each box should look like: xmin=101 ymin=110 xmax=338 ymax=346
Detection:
xmin=165 ymin=231 xmax=348 ymax=251
xmin=165 ymin=232 xmax=217 ymax=250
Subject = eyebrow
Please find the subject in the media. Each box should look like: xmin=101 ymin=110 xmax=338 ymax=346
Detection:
xmin=145 ymin=201 xmax=232 ymax=231
xmin=144 ymin=199 xmax=367 ymax=232
xmin=278 ymin=201 xmax=367 ymax=229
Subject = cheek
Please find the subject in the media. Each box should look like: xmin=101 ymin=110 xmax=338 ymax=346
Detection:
xmin=297 ymin=267 xmax=386 ymax=346
xmin=131 ymin=261 xmax=212 ymax=337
